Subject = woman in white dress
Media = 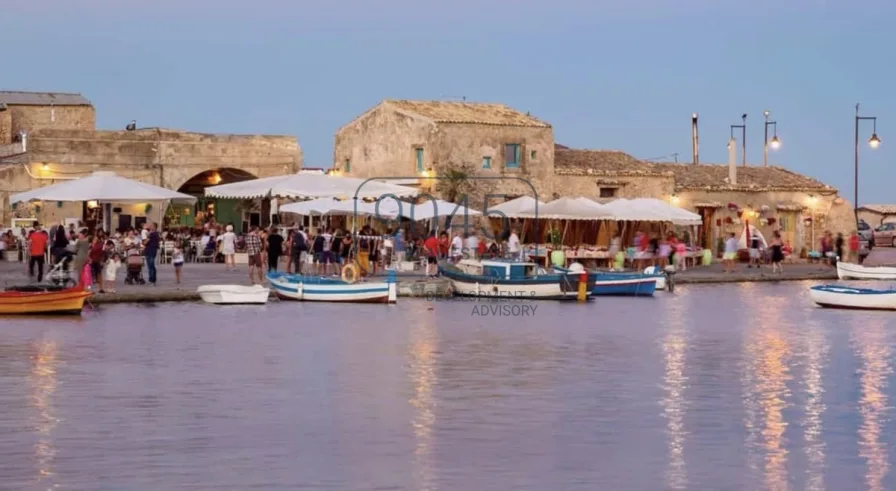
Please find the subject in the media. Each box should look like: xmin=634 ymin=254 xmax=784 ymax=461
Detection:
xmin=220 ymin=224 xmax=237 ymax=270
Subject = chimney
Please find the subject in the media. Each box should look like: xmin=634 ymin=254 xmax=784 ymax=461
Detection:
xmin=691 ymin=113 xmax=699 ymax=164
xmin=728 ymin=138 xmax=737 ymax=185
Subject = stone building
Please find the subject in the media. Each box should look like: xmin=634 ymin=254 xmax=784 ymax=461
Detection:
xmin=333 ymin=100 xmax=554 ymax=205
xmin=334 ymin=99 xmax=854 ymax=253
xmin=0 ymin=91 xmax=302 ymax=232
xmin=0 ymin=91 xmax=95 ymax=147
xmin=857 ymin=205 xmax=896 ymax=227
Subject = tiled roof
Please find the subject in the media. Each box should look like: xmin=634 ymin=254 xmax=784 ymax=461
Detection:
xmin=654 ymin=163 xmax=834 ymax=192
xmin=385 ymin=100 xmax=551 ymax=128
xmin=0 ymin=91 xmax=92 ymax=106
xmin=858 ymin=204 xmax=896 ymax=214
xmin=553 ymin=146 xmax=834 ymax=192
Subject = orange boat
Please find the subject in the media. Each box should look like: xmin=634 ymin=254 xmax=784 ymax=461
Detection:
xmin=0 ymin=285 xmax=91 ymax=315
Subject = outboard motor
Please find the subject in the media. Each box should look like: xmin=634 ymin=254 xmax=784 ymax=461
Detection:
xmin=663 ymin=265 xmax=676 ymax=292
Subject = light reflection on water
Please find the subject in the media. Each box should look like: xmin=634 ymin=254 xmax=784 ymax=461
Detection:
xmin=0 ymin=282 xmax=896 ymax=489
xmin=853 ymin=315 xmax=893 ymax=491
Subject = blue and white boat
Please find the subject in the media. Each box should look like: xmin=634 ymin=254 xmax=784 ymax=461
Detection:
xmin=440 ymin=259 xmax=596 ymax=300
xmin=810 ymin=284 xmax=896 ymax=310
xmin=555 ymin=266 xmax=660 ymax=296
xmin=267 ymin=271 xmax=398 ymax=303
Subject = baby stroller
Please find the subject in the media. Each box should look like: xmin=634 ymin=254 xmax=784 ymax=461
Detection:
xmin=44 ymin=256 xmax=78 ymax=287
xmin=124 ymin=248 xmax=146 ymax=285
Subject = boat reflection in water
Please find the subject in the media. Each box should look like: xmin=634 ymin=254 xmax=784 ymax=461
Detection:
xmin=742 ymin=294 xmax=792 ymax=491
xmin=28 ymin=337 xmax=60 ymax=488
xmin=853 ymin=315 xmax=891 ymax=491
xmin=407 ymin=307 xmax=437 ymax=491
xmin=661 ymin=298 xmax=688 ymax=490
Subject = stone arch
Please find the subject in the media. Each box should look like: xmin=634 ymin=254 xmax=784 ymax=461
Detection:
xmin=169 ymin=167 xmax=258 ymax=231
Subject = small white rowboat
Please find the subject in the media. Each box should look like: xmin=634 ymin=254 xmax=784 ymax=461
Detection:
xmin=810 ymin=284 xmax=896 ymax=310
xmin=197 ymin=284 xmax=270 ymax=305
xmin=837 ymin=261 xmax=896 ymax=281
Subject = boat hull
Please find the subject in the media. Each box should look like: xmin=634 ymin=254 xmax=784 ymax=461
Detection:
xmin=810 ymin=285 xmax=896 ymax=310
xmin=441 ymin=265 xmax=594 ymax=301
xmin=836 ymin=261 xmax=896 ymax=280
xmin=197 ymin=285 xmax=270 ymax=305
xmin=0 ymin=286 xmax=91 ymax=315
xmin=592 ymin=274 xmax=658 ymax=296
xmin=267 ymin=273 xmax=397 ymax=303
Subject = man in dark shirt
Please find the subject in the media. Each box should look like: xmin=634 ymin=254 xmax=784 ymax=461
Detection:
xmin=266 ymin=227 xmax=284 ymax=272
xmin=143 ymin=222 xmax=160 ymax=285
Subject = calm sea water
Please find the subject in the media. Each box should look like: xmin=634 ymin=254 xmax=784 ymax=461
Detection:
xmin=1 ymin=282 xmax=896 ymax=490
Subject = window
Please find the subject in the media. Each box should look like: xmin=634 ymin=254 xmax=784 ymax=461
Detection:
xmin=344 ymin=158 xmax=351 ymax=173
xmin=482 ymin=156 xmax=492 ymax=169
xmin=504 ymin=144 xmax=521 ymax=168
xmin=599 ymin=187 xmax=617 ymax=198
xmin=530 ymin=150 xmax=537 ymax=160
xmin=415 ymin=148 xmax=424 ymax=173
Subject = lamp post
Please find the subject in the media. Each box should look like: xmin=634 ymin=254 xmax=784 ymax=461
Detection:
xmin=763 ymin=110 xmax=780 ymax=167
xmin=855 ymin=103 xmax=881 ymax=225
xmin=729 ymin=113 xmax=747 ymax=166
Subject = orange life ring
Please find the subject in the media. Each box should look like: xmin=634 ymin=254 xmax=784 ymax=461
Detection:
xmin=341 ymin=263 xmax=358 ymax=284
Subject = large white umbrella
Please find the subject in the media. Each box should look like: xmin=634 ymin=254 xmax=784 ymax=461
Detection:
xmin=398 ymin=199 xmax=481 ymax=221
xmin=204 ymin=173 xmax=418 ymax=200
xmin=487 ymin=196 xmax=545 ymax=218
xmin=9 ymin=171 xmax=196 ymax=204
xmin=601 ymin=198 xmax=670 ymax=222
xmin=279 ymin=198 xmax=400 ymax=217
xmin=629 ymin=198 xmax=702 ymax=226
xmin=517 ymin=197 xmax=615 ymax=220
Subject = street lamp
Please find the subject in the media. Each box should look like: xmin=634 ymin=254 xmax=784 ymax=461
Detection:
xmin=763 ymin=110 xmax=780 ymax=167
xmin=855 ymin=103 xmax=881 ymax=225
xmin=729 ymin=113 xmax=747 ymax=166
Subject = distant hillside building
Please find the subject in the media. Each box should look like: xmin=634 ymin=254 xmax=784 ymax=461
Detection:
xmin=334 ymin=99 xmax=854 ymax=252
xmin=0 ymin=91 xmax=302 ymax=231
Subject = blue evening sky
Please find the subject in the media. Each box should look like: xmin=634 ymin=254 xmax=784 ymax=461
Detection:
xmin=2 ymin=0 xmax=893 ymax=204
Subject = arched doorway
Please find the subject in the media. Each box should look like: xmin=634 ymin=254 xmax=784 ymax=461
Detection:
xmin=170 ymin=168 xmax=257 ymax=232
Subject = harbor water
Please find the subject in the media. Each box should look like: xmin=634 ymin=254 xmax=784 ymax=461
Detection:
xmin=1 ymin=281 xmax=896 ymax=490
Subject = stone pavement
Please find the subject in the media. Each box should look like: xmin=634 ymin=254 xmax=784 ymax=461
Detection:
xmin=0 ymin=256 xmax=839 ymax=304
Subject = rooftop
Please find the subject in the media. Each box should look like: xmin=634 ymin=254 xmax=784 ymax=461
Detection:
xmin=0 ymin=91 xmax=92 ymax=106
xmin=858 ymin=204 xmax=896 ymax=215
xmin=553 ymin=145 xmax=834 ymax=192
xmin=385 ymin=99 xmax=551 ymax=128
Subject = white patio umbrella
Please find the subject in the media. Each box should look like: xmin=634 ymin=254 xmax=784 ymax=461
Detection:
xmin=9 ymin=171 xmax=196 ymax=232
xmin=398 ymin=199 xmax=482 ymax=221
xmin=601 ymin=198 xmax=671 ymax=222
xmin=487 ymin=196 xmax=546 ymax=218
xmin=279 ymin=198 xmax=400 ymax=217
xmin=629 ymin=198 xmax=702 ymax=226
xmin=204 ymin=173 xmax=418 ymax=200
xmin=516 ymin=197 xmax=615 ymax=220
xmin=9 ymin=171 xmax=196 ymax=204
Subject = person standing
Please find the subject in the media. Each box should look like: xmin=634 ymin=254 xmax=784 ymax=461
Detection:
xmin=450 ymin=231 xmax=463 ymax=263
xmin=28 ymin=224 xmax=49 ymax=282
xmin=723 ymin=232 xmax=738 ymax=273
xmin=71 ymin=229 xmax=91 ymax=286
xmin=245 ymin=227 xmax=264 ymax=284
xmin=770 ymin=230 xmax=785 ymax=273
xmin=848 ymin=230 xmax=860 ymax=263
xmin=220 ymin=224 xmax=237 ymax=270
xmin=835 ymin=232 xmax=845 ymax=266
xmin=50 ymin=220 xmax=71 ymax=268
xmin=463 ymin=231 xmax=478 ymax=260
xmin=143 ymin=223 xmax=160 ymax=285
xmin=88 ymin=234 xmax=106 ymax=292
xmin=321 ymin=227 xmax=334 ymax=276
xmin=172 ymin=242 xmax=185 ymax=285
xmin=507 ymin=228 xmax=521 ymax=261
xmin=423 ymin=231 xmax=440 ymax=277
xmin=266 ymin=226 xmax=284 ymax=272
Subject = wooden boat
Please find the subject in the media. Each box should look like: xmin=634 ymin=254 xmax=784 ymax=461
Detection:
xmin=197 ymin=284 xmax=270 ymax=305
xmin=836 ymin=261 xmax=896 ymax=280
xmin=555 ymin=266 xmax=659 ymax=296
xmin=810 ymin=284 xmax=896 ymax=310
xmin=642 ymin=266 xmax=667 ymax=290
xmin=440 ymin=259 xmax=595 ymax=300
xmin=0 ymin=285 xmax=91 ymax=315
xmin=267 ymin=271 xmax=397 ymax=303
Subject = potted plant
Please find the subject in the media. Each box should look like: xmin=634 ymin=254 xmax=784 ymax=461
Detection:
xmin=548 ymin=229 xmax=565 ymax=267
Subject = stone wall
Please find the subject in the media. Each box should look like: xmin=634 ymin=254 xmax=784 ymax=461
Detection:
xmin=556 ymin=174 xmax=674 ymax=202
xmin=333 ymin=105 xmax=432 ymax=179
xmin=1 ymin=128 xmax=302 ymax=225
xmin=9 ymin=105 xmax=96 ymax=137
xmin=0 ymin=109 xmax=11 ymax=144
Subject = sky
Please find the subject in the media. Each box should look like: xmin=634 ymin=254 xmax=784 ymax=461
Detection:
xmin=2 ymin=0 xmax=894 ymax=204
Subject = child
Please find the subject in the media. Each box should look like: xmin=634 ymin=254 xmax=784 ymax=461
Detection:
xmin=675 ymin=240 xmax=687 ymax=271
xmin=104 ymin=253 xmax=121 ymax=293
xmin=172 ymin=243 xmax=185 ymax=284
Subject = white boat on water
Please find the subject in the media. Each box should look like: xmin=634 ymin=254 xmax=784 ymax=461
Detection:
xmin=267 ymin=271 xmax=398 ymax=303
xmin=197 ymin=284 xmax=270 ymax=305
xmin=836 ymin=261 xmax=896 ymax=280
xmin=810 ymin=284 xmax=896 ymax=310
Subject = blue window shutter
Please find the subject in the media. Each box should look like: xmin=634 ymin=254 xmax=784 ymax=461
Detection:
xmin=416 ymin=148 xmax=424 ymax=172
xmin=482 ymin=156 xmax=491 ymax=169
xmin=504 ymin=144 xmax=520 ymax=168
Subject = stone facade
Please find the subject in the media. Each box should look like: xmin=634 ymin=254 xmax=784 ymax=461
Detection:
xmin=857 ymin=205 xmax=896 ymax=227
xmin=0 ymin=91 xmax=96 ymax=144
xmin=0 ymin=91 xmax=302 ymax=227
xmin=333 ymin=100 xmax=554 ymax=206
